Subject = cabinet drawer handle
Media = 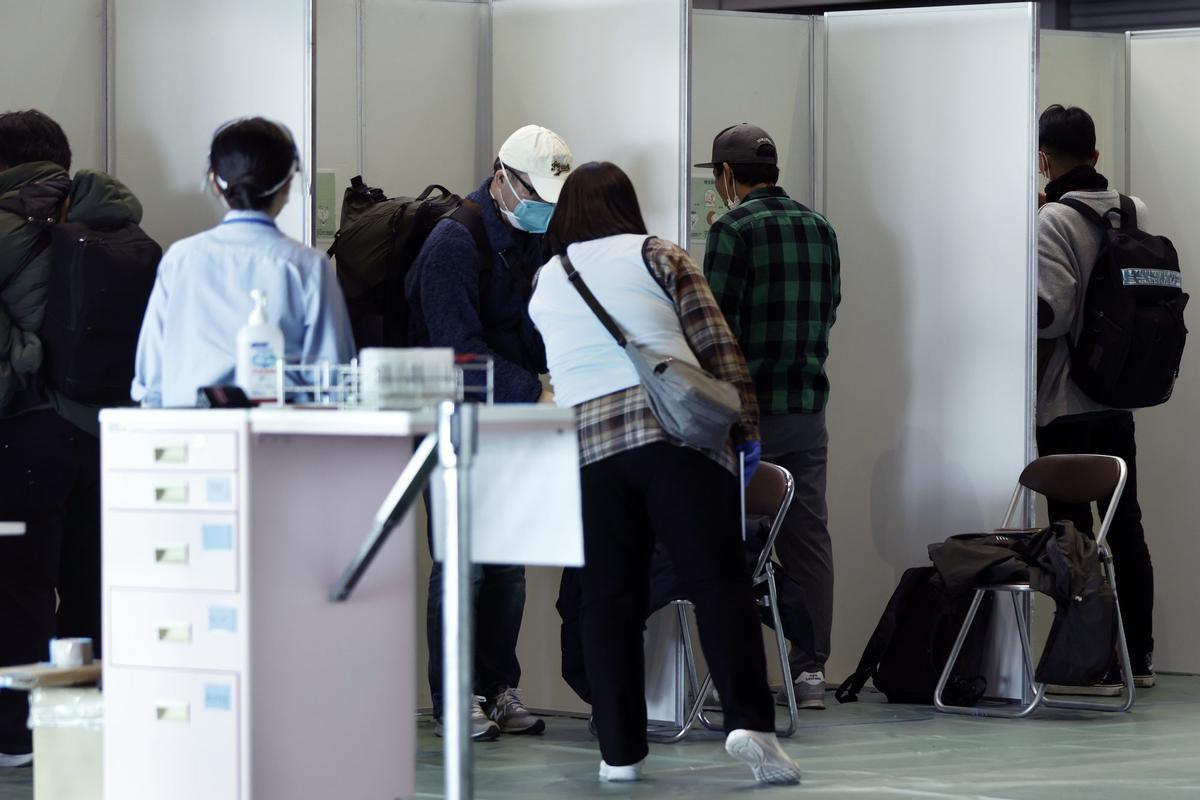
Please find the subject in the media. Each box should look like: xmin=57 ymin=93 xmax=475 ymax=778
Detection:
xmin=154 ymin=485 xmax=189 ymax=504
xmin=154 ymin=544 xmax=189 ymax=564
xmin=153 ymin=444 xmax=189 ymax=464
xmin=155 ymin=702 xmax=190 ymax=723
xmin=156 ymin=623 xmax=192 ymax=643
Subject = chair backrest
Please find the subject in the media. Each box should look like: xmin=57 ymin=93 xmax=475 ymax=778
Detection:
xmin=1019 ymin=454 xmax=1123 ymax=504
xmin=746 ymin=461 xmax=795 ymax=577
xmin=1007 ymin=453 xmax=1128 ymax=548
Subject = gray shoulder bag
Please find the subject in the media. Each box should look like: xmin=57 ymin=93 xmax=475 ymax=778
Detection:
xmin=560 ymin=250 xmax=741 ymax=453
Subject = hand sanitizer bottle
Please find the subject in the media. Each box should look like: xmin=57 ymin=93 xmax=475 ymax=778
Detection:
xmin=235 ymin=289 xmax=284 ymax=402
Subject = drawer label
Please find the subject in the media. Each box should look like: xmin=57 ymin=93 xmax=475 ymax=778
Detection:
xmin=206 ymin=477 xmax=232 ymax=503
xmin=208 ymin=606 xmax=238 ymax=633
xmin=201 ymin=524 xmax=234 ymax=551
xmin=204 ymin=683 xmax=232 ymax=711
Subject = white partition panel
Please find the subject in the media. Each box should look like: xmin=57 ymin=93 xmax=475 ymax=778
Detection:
xmin=823 ymin=4 xmax=1037 ymax=688
xmin=111 ymin=0 xmax=313 ymax=247
xmin=362 ymin=0 xmax=489 ymax=198
xmin=0 ymin=0 xmax=106 ymax=172
xmin=492 ymin=0 xmax=687 ymax=717
xmin=315 ymin=0 xmax=486 ymax=242
xmin=689 ymin=10 xmax=813 ymax=262
xmin=1039 ymin=31 xmax=1127 ymax=192
xmin=1128 ymin=30 xmax=1200 ymax=674
xmin=492 ymin=0 xmax=687 ymax=245
xmin=315 ymin=0 xmax=362 ymax=248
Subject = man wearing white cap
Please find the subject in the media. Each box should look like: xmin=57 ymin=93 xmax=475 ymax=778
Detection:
xmin=407 ymin=124 xmax=572 ymax=740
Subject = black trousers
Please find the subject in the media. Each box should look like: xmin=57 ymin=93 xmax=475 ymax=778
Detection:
xmin=1036 ymin=411 xmax=1154 ymax=663
xmin=0 ymin=410 xmax=101 ymax=754
xmin=577 ymin=442 xmax=775 ymax=767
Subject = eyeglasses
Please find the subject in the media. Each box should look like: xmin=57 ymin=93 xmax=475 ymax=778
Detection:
xmin=501 ymin=162 xmax=539 ymax=198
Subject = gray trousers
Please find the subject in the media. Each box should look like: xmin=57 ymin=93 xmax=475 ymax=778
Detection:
xmin=759 ymin=410 xmax=832 ymax=675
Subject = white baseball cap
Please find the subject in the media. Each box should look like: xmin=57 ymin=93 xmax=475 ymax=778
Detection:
xmin=497 ymin=125 xmax=573 ymax=204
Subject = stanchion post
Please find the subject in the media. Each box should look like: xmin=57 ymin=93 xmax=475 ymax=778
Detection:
xmin=439 ymin=401 xmax=478 ymax=800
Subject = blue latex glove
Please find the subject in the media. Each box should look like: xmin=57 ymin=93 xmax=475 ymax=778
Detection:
xmin=737 ymin=440 xmax=762 ymax=486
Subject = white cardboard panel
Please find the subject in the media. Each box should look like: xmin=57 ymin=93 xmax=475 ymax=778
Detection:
xmin=823 ymin=4 xmax=1037 ymax=684
xmin=0 ymin=0 xmax=106 ymax=172
xmin=1039 ymin=32 xmax=1127 ymax=192
xmin=361 ymin=0 xmax=488 ymax=199
xmin=689 ymin=11 xmax=813 ymax=262
xmin=111 ymin=0 xmax=312 ymax=247
xmin=1128 ymin=31 xmax=1200 ymax=674
xmin=492 ymin=0 xmax=686 ymax=245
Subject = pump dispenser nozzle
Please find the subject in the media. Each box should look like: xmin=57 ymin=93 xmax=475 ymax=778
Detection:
xmin=249 ymin=289 xmax=268 ymax=325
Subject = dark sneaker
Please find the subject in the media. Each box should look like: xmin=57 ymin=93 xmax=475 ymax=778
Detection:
xmin=1134 ymin=653 xmax=1155 ymax=689
xmin=487 ymin=687 xmax=545 ymax=735
xmin=1046 ymin=667 xmax=1124 ymax=697
xmin=776 ymin=670 xmax=826 ymax=710
xmin=433 ymin=696 xmax=501 ymax=741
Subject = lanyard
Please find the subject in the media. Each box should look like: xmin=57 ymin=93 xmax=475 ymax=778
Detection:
xmin=221 ymin=217 xmax=277 ymax=229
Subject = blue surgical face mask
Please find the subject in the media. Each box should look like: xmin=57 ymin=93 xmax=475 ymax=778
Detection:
xmin=495 ymin=167 xmax=555 ymax=233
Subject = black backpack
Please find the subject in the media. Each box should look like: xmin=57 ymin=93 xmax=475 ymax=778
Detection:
xmin=835 ymin=566 xmax=991 ymax=706
xmin=0 ymin=192 xmax=160 ymax=406
xmin=327 ymin=177 xmax=489 ymax=349
xmin=1058 ymin=195 xmax=1188 ymax=408
xmin=43 ymin=222 xmax=161 ymax=404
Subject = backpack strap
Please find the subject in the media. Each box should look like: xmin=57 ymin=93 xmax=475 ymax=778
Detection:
xmin=445 ymin=199 xmax=492 ymax=274
xmin=1117 ymin=194 xmax=1139 ymax=230
xmin=1055 ymin=197 xmax=1116 ymax=230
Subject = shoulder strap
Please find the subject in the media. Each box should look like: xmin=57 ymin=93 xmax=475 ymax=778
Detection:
xmin=446 ymin=199 xmax=491 ymax=272
xmin=1055 ymin=197 xmax=1114 ymax=230
xmin=1117 ymin=194 xmax=1139 ymax=230
xmin=560 ymin=251 xmax=627 ymax=347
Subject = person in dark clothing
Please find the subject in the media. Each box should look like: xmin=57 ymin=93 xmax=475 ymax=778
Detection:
xmin=1036 ymin=104 xmax=1156 ymax=694
xmin=406 ymin=124 xmax=572 ymax=740
xmin=0 ymin=110 xmax=156 ymax=767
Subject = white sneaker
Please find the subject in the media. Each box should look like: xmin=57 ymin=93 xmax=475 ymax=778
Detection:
xmin=725 ymin=729 xmax=801 ymax=785
xmin=0 ymin=752 xmax=33 ymax=768
xmin=599 ymin=758 xmax=644 ymax=782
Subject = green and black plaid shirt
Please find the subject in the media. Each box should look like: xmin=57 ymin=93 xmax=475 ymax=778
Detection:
xmin=703 ymin=186 xmax=841 ymax=416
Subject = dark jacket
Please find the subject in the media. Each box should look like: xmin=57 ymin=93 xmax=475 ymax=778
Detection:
xmin=930 ymin=522 xmax=1117 ymax=686
xmin=0 ymin=166 xmax=147 ymax=432
xmin=405 ymin=179 xmax=547 ymax=403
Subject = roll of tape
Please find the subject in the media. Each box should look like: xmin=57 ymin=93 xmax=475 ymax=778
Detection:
xmin=49 ymin=637 xmax=94 ymax=668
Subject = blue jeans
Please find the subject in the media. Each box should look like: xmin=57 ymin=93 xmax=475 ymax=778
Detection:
xmin=425 ymin=521 xmax=525 ymax=718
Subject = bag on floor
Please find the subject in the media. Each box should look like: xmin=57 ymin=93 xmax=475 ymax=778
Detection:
xmin=326 ymin=176 xmax=490 ymax=349
xmin=835 ymin=566 xmax=990 ymax=706
xmin=1058 ymin=194 xmax=1188 ymax=408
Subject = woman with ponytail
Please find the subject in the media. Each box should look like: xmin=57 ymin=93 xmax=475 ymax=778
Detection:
xmin=132 ymin=118 xmax=354 ymax=406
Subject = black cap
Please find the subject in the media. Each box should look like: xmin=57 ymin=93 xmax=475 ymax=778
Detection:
xmin=695 ymin=123 xmax=777 ymax=168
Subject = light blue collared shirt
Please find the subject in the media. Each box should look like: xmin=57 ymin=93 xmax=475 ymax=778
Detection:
xmin=132 ymin=210 xmax=356 ymax=407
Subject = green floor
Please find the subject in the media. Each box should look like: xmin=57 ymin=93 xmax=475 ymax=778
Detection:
xmin=5 ymin=676 xmax=1200 ymax=799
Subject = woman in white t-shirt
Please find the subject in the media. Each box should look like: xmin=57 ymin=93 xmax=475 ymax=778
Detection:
xmin=528 ymin=161 xmax=800 ymax=786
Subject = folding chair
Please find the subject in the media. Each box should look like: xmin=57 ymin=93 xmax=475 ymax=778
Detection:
xmin=648 ymin=461 xmax=799 ymax=741
xmin=933 ymin=454 xmax=1135 ymax=717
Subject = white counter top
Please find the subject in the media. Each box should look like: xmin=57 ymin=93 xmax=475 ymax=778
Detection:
xmin=100 ymin=404 xmax=577 ymax=437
